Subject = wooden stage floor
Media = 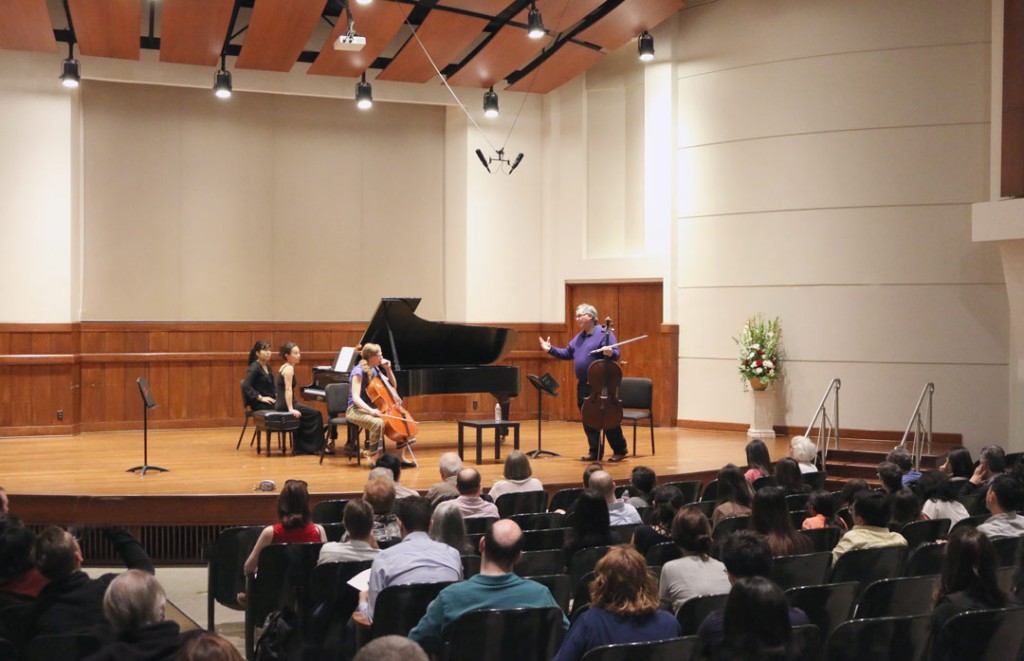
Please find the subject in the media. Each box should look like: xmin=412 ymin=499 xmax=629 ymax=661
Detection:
xmin=1 ymin=422 xmax=792 ymax=527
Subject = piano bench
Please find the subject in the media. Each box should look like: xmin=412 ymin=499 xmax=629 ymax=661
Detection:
xmin=457 ymin=420 xmax=520 ymax=465
xmin=253 ymin=411 xmax=301 ymax=456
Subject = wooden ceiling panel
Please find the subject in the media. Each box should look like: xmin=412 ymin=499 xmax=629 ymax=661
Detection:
xmin=159 ymin=0 xmax=235 ymax=66
xmin=308 ymin=2 xmax=412 ymax=78
xmin=68 ymin=0 xmax=140 ymax=60
xmin=506 ymin=42 xmax=603 ymax=94
xmin=577 ymin=0 xmax=683 ymax=50
xmin=0 ymin=0 xmax=57 ymax=53
xmin=377 ymin=11 xmax=488 ymax=84
xmin=437 ymin=0 xmax=511 ymax=15
xmin=512 ymin=0 xmax=605 ymax=35
xmin=235 ymin=0 xmax=324 ymax=72
xmin=446 ymin=27 xmax=546 ymax=89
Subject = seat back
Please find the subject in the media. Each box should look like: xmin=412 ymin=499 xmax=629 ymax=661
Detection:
xmin=824 ymin=614 xmax=932 ymax=661
xmin=790 ymin=510 xmax=810 ymax=529
xmin=949 ymin=513 xmax=991 ymax=536
xmin=854 ymin=575 xmax=938 ymax=619
xmin=898 ymin=518 xmax=950 ymax=548
xmin=549 ymin=488 xmax=585 ymax=512
xmin=528 ymin=574 xmax=571 ymax=615
xmin=324 ymin=382 xmax=350 ymax=418
xmin=509 ymin=511 xmax=566 ymax=531
xmin=569 ymin=546 xmax=613 ymax=594
xmin=684 ymin=500 xmax=716 ymax=519
xmin=461 ymin=554 xmax=481 ymax=578
xmin=676 ymin=593 xmax=729 ymax=635
xmin=444 ymin=607 xmax=566 ymax=661
xmin=245 ymin=542 xmax=324 ymax=659
xmin=644 ymin=542 xmax=682 ymax=567
xmin=785 ymin=581 xmax=859 ymax=639
xmin=937 ymin=606 xmax=1024 ymax=661
xmin=664 ymin=481 xmax=702 ymax=504
xmin=207 ymin=524 xmax=264 ymax=628
xmin=570 ymin=571 xmax=596 ymax=620
xmin=956 ymin=493 xmax=989 ymax=516
xmin=307 ymin=559 xmax=374 ymax=646
xmin=522 ymin=528 xmax=569 ymax=552
xmin=990 ymin=536 xmax=1022 ymax=567
xmin=311 ymin=499 xmax=349 ymax=524
xmin=804 ymin=471 xmax=827 ymax=490
xmin=711 ymin=515 xmax=750 ymax=545
xmin=752 ymin=476 xmax=777 ymax=491
xmin=902 ymin=541 xmax=946 ymax=577
xmin=785 ymin=493 xmax=810 ymax=511
xmin=514 ymin=549 xmax=566 ymax=577
xmin=579 ymin=635 xmax=699 ymax=661
xmin=496 ymin=491 xmax=548 ymax=518
xmin=829 ymin=545 xmax=907 ymax=592
xmin=464 ymin=517 xmax=498 ymax=535
xmin=611 ymin=524 xmax=640 ymax=544
xmin=799 ymin=526 xmax=843 ymax=553
xmin=370 ymin=581 xmax=455 ymax=640
xmin=700 ymin=479 xmax=719 ymax=502
xmin=619 ymin=377 xmax=653 ymax=410
xmin=240 ymin=379 xmax=254 ymax=411
xmin=24 ymin=633 xmax=102 ymax=661
xmin=791 ymin=624 xmax=822 ymax=661
xmin=770 ymin=551 xmax=832 ymax=590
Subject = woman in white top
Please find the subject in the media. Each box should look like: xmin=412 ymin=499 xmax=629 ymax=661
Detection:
xmin=789 ymin=436 xmax=819 ymax=474
xmin=917 ymin=470 xmax=970 ymax=527
xmin=659 ymin=506 xmax=731 ymax=613
xmin=488 ymin=451 xmax=544 ymax=500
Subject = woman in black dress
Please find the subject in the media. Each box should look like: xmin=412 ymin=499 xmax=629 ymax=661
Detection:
xmin=275 ymin=342 xmax=323 ymax=455
xmin=242 ymin=340 xmax=276 ymax=411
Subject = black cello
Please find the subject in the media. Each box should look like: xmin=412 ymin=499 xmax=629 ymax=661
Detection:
xmin=581 ymin=317 xmax=624 ymax=450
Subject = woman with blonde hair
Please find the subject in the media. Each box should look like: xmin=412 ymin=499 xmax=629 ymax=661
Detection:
xmin=554 ymin=546 xmax=679 ymax=661
xmin=347 ymin=343 xmax=414 ymax=466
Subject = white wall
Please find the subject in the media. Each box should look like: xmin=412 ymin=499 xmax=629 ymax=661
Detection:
xmin=674 ymin=0 xmax=1004 ymax=448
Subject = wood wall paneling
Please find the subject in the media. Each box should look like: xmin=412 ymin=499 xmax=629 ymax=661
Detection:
xmin=67 ymin=0 xmax=140 ymax=60
xmin=1004 ymin=0 xmax=1024 ymax=197
xmin=0 ymin=0 xmax=58 ymax=53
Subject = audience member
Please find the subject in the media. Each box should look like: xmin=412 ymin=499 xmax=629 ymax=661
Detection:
xmin=712 ymin=464 xmax=754 ymax=529
xmin=931 ymin=527 xmax=1017 ymax=633
xmin=788 ymin=436 xmax=818 ymax=474
xmin=889 ymin=489 xmax=923 ymax=530
xmin=0 ymin=486 xmax=8 ymax=516
xmin=83 ymin=570 xmax=183 ymax=661
xmin=364 ymin=474 xmax=402 ymax=545
xmin=554 ymin=546 xmax=679 ymax=661
xmin=582 ymin=462 xmax=604 ymax=488
xmin=487 ymin=451 xmax=544 ymax=501
xmin=562 ymin=490 xmax=616 ymax=567
xmin=744 ymin=439 xmax=773 ymax=483
xmin=801 ymin=491 xmax=847 ymax=531
xmin=659 ymin=506 xmax=730 ymax=613
xmin=425 ymin=452 xmax=462 ymax=508
xmin=977 ymin=474 xmax=1024 ymax=540
xmin=961 ymin=445 xmax=1007 ymax=496
xmin=887 ymin=446 xmax=922 ymax=486
xmin=831 ymin=490 xmax=907 ymax=565
xmin=176 ymin=632 xmax=243 ymax=661
xmin=876 ymin=462 xmax=905 ymax=493
xmin=752 ymin=487 xmax=812 ymax=557
xmin=836 ymin=479 xmax=869 ymax=510
xmin=0 ymin=516 xmax=47 ymax=606
xmin=243 ymin=479 xmax=326 ymax=577
xmin=373 ymin=454 xmax=420 ymax=499
xmin=916 ymin=470 xmax=970 ymax=527
xmin=589 ymin=470 xmax=641 ymax=525
xmin=632 ymin=485 xmax=683 ymax=556
xmin=774 ymin=458 xmax=810 ymax=496
xmin=430 ymin=500 xmax=473 ymax=556
xmin=624 ymin=466 xmax=657 ymax=509
xmin=940 ymin=447 xmax=974 ymax=483
xmin=318 ymin=499 xmax=380 ymax=565
xmin=453 ymin=468 xmax=499 ymax=519
xmin=361 ymin=496 xmax=462 ymax=623
xmin=408 ymin=519 xmax=567 ymax=655
xmin=711 ymin=576 xmax=797 ymax=661
xmin=353 ymin=635 xmax=428 ymax=661
xmin=24 ymin=526 xmax=153 ymax=643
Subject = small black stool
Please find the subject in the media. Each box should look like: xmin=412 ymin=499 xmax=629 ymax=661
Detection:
xmin=457 ymin=420 xmax=520 ymax=464
xmin=254 ymin=411 xmax=301 ymax=456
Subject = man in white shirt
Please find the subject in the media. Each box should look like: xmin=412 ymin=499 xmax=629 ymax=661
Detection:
xmin=590 ymin=470 xmax=641 ymax=525
xmin=318 ymin=499 xmax=380 ymax=565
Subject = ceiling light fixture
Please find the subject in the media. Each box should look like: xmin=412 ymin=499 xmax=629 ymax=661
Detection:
xmin=60 ymin=41 xmax=79 ymax=88
xmin=355 ymin=0 xmax=373 ymax=4
xmin=213 ymin=55 xmax=232 ymax=98
xmin=638 ymin=31 xmax=655 ymax=62
xmin=483 ymin=87 xmax=499 ymax=118
xmin=527 ymin=3 xmax=545 ymax=39
xmin=356 ymin=73 xmax=373 ymax=110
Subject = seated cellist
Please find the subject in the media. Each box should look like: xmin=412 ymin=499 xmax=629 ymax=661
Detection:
xmin=348 ymin=343 xmax=416 ymax=467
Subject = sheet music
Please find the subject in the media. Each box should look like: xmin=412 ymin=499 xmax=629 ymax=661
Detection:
xmin=333 ymin=347 xmax=357 ymax=372
xmin=348 ymin=567 xmax=371 ymax=592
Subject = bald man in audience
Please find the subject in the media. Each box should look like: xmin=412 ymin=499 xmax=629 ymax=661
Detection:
xmin=590 ymin=470 xmax=641 ymax=525
xmin=452 ymin=468 xmax=499 ymax=519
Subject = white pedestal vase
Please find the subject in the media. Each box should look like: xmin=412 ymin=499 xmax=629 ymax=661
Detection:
xmin=747 ymin=390 xmax=776 ymax=440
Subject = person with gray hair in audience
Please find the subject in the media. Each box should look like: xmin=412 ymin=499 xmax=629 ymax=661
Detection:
xmin=354 ymin=635 xmax=428 ymax=661
xmin=788 ymin=436 xmax=818 ymax=474
xmin=83 ymin=569 xmax=183 ymax=661
xmin=426 ymin=452 xmax=463 ymax=508
xmin=430 ymin=500 xmax=474 ymax=555
xmin=961 ymin=444 xmax=1007 ymax=496
xmin=590 ymin=470 xmax=641 ymax=525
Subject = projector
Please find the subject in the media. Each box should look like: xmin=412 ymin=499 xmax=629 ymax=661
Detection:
xmin=334 ymin=32 xmax=367 ymax=51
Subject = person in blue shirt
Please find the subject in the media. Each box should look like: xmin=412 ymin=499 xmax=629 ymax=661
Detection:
xmin=540 ymin=303 xmax=629 ymax=462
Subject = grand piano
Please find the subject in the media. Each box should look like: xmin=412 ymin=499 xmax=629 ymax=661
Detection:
xmin=301 ymin=297 xmax=521 ymax=419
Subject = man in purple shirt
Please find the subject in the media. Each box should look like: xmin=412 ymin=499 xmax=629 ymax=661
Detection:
xmin=540 ymin=303 xmax=629 ymax=462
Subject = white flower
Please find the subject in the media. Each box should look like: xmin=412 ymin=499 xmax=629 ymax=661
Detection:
xmin=754 ymin=367 xmax=763 ymax=375
xmin=750 ymin=343 xmax=761 ymax=351
xmin=764 ymin=360 xmax=774 ymax=369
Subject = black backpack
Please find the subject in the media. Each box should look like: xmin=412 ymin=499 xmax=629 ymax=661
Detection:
xmin=254 ymin=606 xmax=296 ymax=661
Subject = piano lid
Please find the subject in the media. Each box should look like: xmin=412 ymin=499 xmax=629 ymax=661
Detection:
xmin=360 ymin=297 xmax=518 ymax=369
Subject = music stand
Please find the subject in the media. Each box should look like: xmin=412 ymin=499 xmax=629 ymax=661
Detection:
xmin=527 ymin=372 xmax=560 ymax=459
xmin=128 ymin=377 xmax=168 ymax=476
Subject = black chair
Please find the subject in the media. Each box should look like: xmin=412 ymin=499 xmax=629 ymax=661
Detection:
xmin=206 ymin=524 xmax=264 ymax=630
xmin=949 ymin=513 xmax=991 ymax=535
xmin=570 ymin=570 xmax=597 ymax=621
xmin=902 ymin=541 xmax=946 ymax=577
xmin=936 ymin=605 xmax=1024 ymax=661
xmin=579 ymin=635 xmax=699 ymax=661
xmin=785 ymin=581 xmax=859 ymax=639
xmin=620 ymin=377 xmax=654 ymax=456
xmin=569 ymin=546 xmax=613 ymax=594
xmin=990 ymin=536 xmax=1022 ymax=567
xmin=611 ymin=524 xmax=640 ymax=544
xmin=510 ymin=511 xmax=566 ymax=531
xmin=829 ymin=546 xmax=907 ymax=594
xmin=664 ymin=481 xmax=702 ymax=504
xmin=898 ymin=518 xmax=950 ymax=548
xmin=24 ymin=633 xmax=102 ymax=661
xmin=322 ymin=522 xmax=345 ymax=542
xmin=496 ymin=491 xmax=548 ymax=518
xmin=244 ymin=541 xmax=324 ymax=659
xmin=824 ymin=614 xmax=932 ymax=661
xmin=753 ymin=475 xmax=777 ymax=491
xmin=370 ymin=581 xmax=455 ymax=640
xmin=800 ymin=527 xmax=843 ymax=553
xmin=786 ymin=493 xmax=810 ymax=511
xmin=307 ymin=559 xmax=374 ymax=648
xmin=0 ymin=638 xmax=13 ymax=661
xmin=712 ymin=515 xmax=750 ymax=546
xmin=770 ymin=551 xmax=832 ymax=590
xmin=614 ymin=485 xmax=630 ymax=499
xmin=676 ymin=593 xmax=729 ymax=635
xmin=550 ymin=488 xmax=585 ymax=512
xmin=321 ymin=382 xmax=365 ymax=465
xmin=957 ymin=493 xmax=989 ymax=516
xmin=684 ymin=500 xmax=716 ymax=519
xmin=528 ymin=573 xmax=571 ymax=615
xmin=522 ymin=528 xmax=569 ymax=552
xmin=790 ymin=510 xmax=810 ymax=529
xmin=514 ymin=549 xmax=566 ymax=577
xmin=311 ymin=499 xmax=348 ymax=524
xmin=854 ymin=575 xmax=938 ymax=619
xmin=236 ymin=379 xmax=257 ymax=450
xmin=443 ymin=607 xmax=566 ymax=661
xmin=462 ymin=554 xmax=481 ymax=578
xmin=465 ymin=517 xmax=498 ymax=535
xmin=836 ymin=508 xmax=854 ymax=530
xmin=804 ymin=471 xmax=827 ymax=490
xmin=467 ymin=532 xmax=485 ymax=553
xmin=644 ymin=542 xmax=682 ymax=567
xmin=700 ymin=479 xmax=719 ymax=502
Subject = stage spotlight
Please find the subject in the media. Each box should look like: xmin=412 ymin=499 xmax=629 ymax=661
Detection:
xmin=213 ymin=69 xmax=232 ymax=98
xmin=483 ymin=87 xmax=499 ymax=118
xmin=527 ymin=4 xmax=545 ymax=39
xmin=60 ymin=58 xmax=80 ymax=88
xmin=356 ymin=73 xmax=373 ymax=110
xmin=638 ymin=31 xmax=655 ymax=62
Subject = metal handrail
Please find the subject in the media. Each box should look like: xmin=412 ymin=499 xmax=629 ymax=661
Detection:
xmin=804 ymin=378 xmax=841 ymax=470
xmin=898 ymin=383 xmax=934 ymax=470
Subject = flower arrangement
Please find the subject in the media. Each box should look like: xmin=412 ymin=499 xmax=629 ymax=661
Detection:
xmin=734 ymin=314 xmax=782 ymax=389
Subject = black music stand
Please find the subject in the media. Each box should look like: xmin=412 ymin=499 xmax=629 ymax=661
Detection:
xmin=128 ymin=377 xmax=168 ymax=476
xmin=527 ymin=372 xmax=560 ymax=459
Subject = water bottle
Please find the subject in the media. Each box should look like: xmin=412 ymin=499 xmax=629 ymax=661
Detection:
xmin=494 ymin=403 xmax=502 ymax=422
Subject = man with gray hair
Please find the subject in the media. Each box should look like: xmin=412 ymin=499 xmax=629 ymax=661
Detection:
xmin=590 ymin=470 xmax=641 ymax=525
xmin=354 ymin=635 xmax=429 ymax=661
xmin=426 ymin=452 xmax=463 ymax=508
xmin=87 ymin=569 xmax=185 ymax=660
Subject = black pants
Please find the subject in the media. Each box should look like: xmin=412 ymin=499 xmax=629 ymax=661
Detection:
xmin=576 ymin=381 xmax=628 ymax=457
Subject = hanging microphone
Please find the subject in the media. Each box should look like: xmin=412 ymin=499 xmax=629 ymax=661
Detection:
xmin=508 ymin=153 xmax=524 ymax=174
xmin=475 ymin=149 xmax=491 ymax=173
